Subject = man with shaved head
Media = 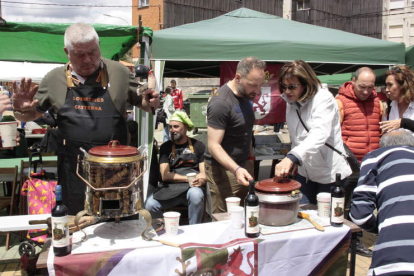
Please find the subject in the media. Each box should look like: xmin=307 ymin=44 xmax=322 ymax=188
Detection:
xmin=336 ymin=67 xmax=385 ymax=257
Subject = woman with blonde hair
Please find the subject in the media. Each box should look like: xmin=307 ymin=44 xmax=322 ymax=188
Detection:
xmin=275 ymin=60 xmax=351 ymax=204
xmin=380 ymin=65 xmax=414 ymax=134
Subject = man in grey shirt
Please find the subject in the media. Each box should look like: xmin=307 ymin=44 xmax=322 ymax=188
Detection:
xmin=205 ymin=57 xmax=266 ymax=213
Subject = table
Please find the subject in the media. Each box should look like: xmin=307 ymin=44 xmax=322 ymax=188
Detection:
xmin=38 ymin=211 xmax=353 ymax=276
xmin=0 ymin=214 xmax=49 ymax=232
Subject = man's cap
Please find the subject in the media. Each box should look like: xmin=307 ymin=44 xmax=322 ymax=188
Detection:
xmin=171 ymin=79 xmax=176 ymax=84
xmin=170 ymin=111 xmax=194 ymax=131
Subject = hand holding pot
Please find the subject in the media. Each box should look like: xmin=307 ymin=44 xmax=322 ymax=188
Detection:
xmin=275 ymin=157 xmax=293 ymax=178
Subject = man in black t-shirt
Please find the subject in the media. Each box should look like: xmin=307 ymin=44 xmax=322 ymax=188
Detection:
xmin=205 ymin=57 xmax=266 ymax=213
xmin=145 ymin=111 xmax=206 ymax=224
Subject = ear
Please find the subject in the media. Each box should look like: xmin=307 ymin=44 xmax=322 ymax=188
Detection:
xmin=235 ymin=73 xmax=242 ymax=83
xmin=64 ymin=47 xmax=69 ymax=56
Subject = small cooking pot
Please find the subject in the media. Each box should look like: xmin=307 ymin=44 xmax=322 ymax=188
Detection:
xmin=255 ymin=177 xmax=302 ymax=226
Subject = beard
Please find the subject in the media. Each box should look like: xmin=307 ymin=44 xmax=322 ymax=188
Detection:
xmin=237 ymin=83 xmax=257 ymax=100
xmin=171 ymin=132 xmax=183 ymax=142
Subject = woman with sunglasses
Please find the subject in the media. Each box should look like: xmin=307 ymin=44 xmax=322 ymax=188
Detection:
xmin=275 ymin=60 xmax=352 ymax=204
xmin=379 ymin=65 xmax=414 ymax=134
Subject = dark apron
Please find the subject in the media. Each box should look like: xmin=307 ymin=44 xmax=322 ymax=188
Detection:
xmin=153 ymin=138 xmax=202 ymax=201
xmin=56 ymin=63 xmax=128 ymax=215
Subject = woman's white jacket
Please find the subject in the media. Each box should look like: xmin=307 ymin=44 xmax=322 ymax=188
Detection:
xmin=282 ymin=87 xmax=351 ymax=184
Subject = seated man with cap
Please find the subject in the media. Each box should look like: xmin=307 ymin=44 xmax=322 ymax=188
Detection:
xmin=145 ymin=111 xmax=206 ymax=224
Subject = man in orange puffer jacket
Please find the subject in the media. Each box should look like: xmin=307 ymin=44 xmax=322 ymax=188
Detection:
xmin=336 ymin=67 xmax=385 ymax=257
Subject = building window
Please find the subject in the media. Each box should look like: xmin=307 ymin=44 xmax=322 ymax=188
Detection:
xmin=390 ymin=0 xmax=404 ymax=10
xmin=297 ymin=0 xmax=310 ymax=11
xmin=139 ymin=0 xmax=149 ymax=7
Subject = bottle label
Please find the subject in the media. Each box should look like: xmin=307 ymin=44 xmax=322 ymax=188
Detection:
xmin=52 ymin=216 xmax=69 ymax=248
xmin=245 ymin=206 xmax=260 ymax=234
xmin=330 ymin=197 xmax=345 ymax=223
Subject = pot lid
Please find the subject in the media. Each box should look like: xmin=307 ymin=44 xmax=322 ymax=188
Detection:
xmin=88 ymin=140 xmax=140 ymax=157
xmin=255 ymin=177 xmax=301 ymax=193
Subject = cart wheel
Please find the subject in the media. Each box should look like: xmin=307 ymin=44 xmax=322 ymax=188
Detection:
xmin=193 ymin=127 xmax=198 ymax=135
xmin=19 ymin=241 xmax=36 ymax=257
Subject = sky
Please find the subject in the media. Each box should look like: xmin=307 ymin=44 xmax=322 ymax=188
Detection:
xmin=1 ymin=0 xmax=133 ymax=25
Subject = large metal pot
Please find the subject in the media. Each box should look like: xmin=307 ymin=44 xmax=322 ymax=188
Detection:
xmin=255 ymin=177 xmax=302 ymax=226
xmin=76 ymin=140 xmax=146 ymax=219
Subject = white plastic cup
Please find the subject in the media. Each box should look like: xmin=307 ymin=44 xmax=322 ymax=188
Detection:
xmin=0 ymin=121 xmax=18 ymax=148
xmin=317 ymin=192 xmax=331 ymax=218
xmin=230 ymin=206 xmax=244 ymax=229
xmin=163 ymin=211 xmax=181 ymax=236
xmin=225 ymin=197 xmax=241 ymax=215
xmin=186 ymin=172 xmax=197 ymax=187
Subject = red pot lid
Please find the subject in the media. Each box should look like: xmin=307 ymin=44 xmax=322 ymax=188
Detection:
xmin=88 ymin=140 xmax=140 ymax=157
xmin=255 ymin=177 xmax=301 ymax=193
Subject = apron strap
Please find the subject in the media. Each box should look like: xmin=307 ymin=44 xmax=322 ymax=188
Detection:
xmin=171 ymin=137 xmax=194 ymax=159
xmin=65 ymin=62 xmax=108 ymax=88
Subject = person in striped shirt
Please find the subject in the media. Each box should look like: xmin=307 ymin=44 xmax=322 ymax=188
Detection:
xmin=350 ymin=130 xmax=414 ymax=276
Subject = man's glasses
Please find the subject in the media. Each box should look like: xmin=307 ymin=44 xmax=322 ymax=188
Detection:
xmin=280 ymin=83 xmax=301 ymax=90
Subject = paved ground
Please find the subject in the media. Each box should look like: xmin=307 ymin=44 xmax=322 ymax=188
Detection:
xmin=0 ymin=125 xmax=376 ymax=275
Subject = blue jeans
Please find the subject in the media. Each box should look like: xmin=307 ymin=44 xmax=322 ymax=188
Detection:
xmin=296 ymin=174 xmax=347 ymax=205
xmin=145 ymin=187 xmax=204 ymax=225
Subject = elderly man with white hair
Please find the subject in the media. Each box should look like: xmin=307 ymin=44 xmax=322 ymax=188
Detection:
xmin=350 ymin=130 xmax=414 ymax=276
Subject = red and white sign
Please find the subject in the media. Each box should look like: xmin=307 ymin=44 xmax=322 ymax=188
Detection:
xmin=220 ymin=62 xmax=286 ymax=125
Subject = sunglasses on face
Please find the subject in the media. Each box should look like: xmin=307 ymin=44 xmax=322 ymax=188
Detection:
xmin=280 ymin=83 xmax=301 ymax=90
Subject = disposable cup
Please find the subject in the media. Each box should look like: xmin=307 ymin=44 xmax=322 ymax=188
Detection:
xmin=317 ymin=192 xmax=331 ymax=218
xmin=230 ymin=206 xmax=244 ymax=229
xmin=186 ymin=172 xmax=197 ymax=187
xmin=163 ymin=211 xmax=181 ymax=236
xmin=0 ymin=121 xmax=18 ymax=148
xmin=225 ymin=197 xmax=241 ymax=215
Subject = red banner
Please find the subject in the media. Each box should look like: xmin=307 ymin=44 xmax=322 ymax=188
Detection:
xmin=220 ymin=62 xmax=286 ymax=125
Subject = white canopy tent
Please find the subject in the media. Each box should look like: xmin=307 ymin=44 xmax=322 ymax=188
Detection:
xmin=0 ymin=61 xmax=63 ymax=83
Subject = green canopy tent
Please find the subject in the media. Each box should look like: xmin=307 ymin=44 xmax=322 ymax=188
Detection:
xmin=0 ymin=22 xmax=152 ymax=63
xmin=317 ymin=68 xmax=389 ymax=86
xmin=152 ymin=8 xmax=405 ymax=78
xmin=317 ymin=46 xmax=414 ymax=86
xmin=405 ymin=45 xmax=414 ymax=68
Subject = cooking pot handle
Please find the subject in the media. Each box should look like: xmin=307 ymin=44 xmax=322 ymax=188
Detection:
xmin=108 ymin=140 xmax=120 ymax=147
xmin=75 ymin=155 xmax=148 ymax=191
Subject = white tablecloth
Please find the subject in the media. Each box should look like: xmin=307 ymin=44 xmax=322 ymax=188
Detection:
xmin=47 ymin=214 xmax=351 ymax=276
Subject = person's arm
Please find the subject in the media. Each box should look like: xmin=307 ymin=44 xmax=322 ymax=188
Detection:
xmin=379 ymin=118 xmax=402 ymax=133
xmin=11 ymin=78 xmax=43 ymax=122
xmin=0 ymin=95 xmax=11 ymax=114
xmin=140 ymin=89 xmax=160 ymax=113
xmin=336 ymin=99 xmax=344 ymax=125
xmin=208 ymin=126 xmax=252 ymax=186
xmin=178 ymin=90 xmax=184 ymax=110
xmin=159 ymin=162 xmax=188 ymax=182
xmin=192 ymin=162 xmax=206 ymax=187
xmin=349 ymin=157 xmax=378 ymax=233
xmin=400 ymin=118 xmax=414 ymax=131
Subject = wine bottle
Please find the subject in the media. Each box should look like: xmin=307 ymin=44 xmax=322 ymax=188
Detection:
xmin=245 ymin=180 xmax=260 ymax=238
xmin=330 ymin=173 xmax=345 ymax=227
xmin=51 ymin=185 xmax=71 ymax=256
